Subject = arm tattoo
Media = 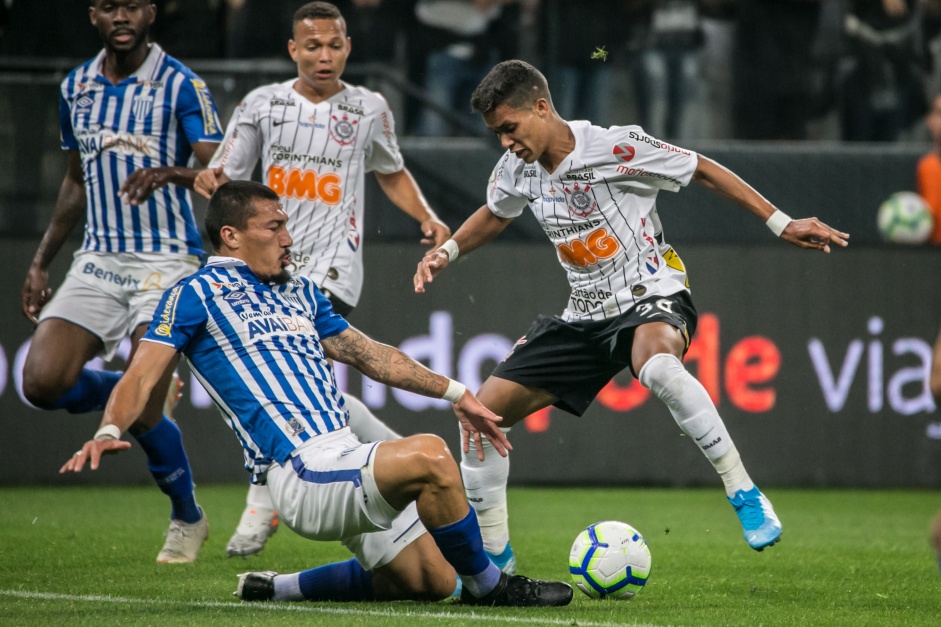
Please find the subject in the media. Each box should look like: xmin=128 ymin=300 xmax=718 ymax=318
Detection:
xmin=323 ymin=327 xmax=446 ymax=398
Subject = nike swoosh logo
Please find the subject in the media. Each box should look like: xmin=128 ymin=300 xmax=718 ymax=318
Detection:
xmin=273 ymin=120 xmax=287 ymax=126
xmin=695 ymin=428 xmax=714 ymax=442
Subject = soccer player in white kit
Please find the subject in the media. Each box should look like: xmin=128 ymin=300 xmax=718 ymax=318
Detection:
xmin=415 ymin=60 xmax=851 ymax=566
xmin=60 ymin=180 xmax=573 ymax=608
xmin=20 ymin=0 xmax=222 ymax=563
xmin=192 ymin=2 xmax=451 ymax=556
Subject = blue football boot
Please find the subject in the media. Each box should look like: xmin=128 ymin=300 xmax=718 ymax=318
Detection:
xmin=728 ymin=486 xmax=782 ymax=551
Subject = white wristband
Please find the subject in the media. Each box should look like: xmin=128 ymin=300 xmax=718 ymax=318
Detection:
xmin=94 ymin=425 xmax=121 ymax=441
xmin=438 ymin=239 xmax=459 ymax=262
xmin=765 ymin=209 xmax=793 ymax=237
xmin=442 ymin=379 xmax=467 ymax=403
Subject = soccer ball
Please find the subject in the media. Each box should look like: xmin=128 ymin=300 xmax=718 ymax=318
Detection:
xmin=877 ymin=191 xmax=934 ymax=244
xmin=568 ymin=520 xmax=652 ymax=600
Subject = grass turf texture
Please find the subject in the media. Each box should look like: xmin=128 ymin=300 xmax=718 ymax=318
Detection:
xmin=0 ymin=486 xmax=938 ymax=626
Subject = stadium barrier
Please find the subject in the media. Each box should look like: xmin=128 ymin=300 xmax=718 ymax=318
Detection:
xmin=3 ymin=239 xmax=939 ymax=488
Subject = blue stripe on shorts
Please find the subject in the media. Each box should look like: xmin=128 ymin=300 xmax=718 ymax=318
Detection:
xmin=290 ymin=454 xmax=363 ymax=488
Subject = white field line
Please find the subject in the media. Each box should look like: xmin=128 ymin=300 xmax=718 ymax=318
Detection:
xmin=0 ymin=589 xmax=671 ymax=627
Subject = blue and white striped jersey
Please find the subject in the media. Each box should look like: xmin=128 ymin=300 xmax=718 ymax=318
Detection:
xmin=142 ymin=257 xmax=350 ymax=475
xmin=59 ymin=44 xmax=223 ymax=256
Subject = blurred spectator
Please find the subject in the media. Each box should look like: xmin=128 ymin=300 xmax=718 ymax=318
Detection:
xmin=917 ymin=93 xmax=941 ymax=243
xmin=539 ymin=0 xmax=630 ymax=128
xmin=412 ymin=0 xmax=509 ymax=136
xmin=0 ymin=0 xmax=100 ymax=234
xmin=698 ymin=0 xmax=737 ymax=139
xmin=150 ymin=0 xmax=226 ymax=58
xmin=732 ymin=0 xmax=823 ymax=140
xmin=840 ymin=0 xmax=927 ymax=141
xmin=629 ymin=0 xmax=706 ymax=141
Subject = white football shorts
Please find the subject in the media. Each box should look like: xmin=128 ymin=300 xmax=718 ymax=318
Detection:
xmin=265 ymin=427 xmax=426 ymax=571
xmin=39 ymin=250 xmax=200 ymax=360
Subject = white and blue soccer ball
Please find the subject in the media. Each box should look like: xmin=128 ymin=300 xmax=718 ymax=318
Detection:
xmin=568 ymin=520 xmax=651 ymax=600
xmin=877 ymin=191 xmax=934 ymax=245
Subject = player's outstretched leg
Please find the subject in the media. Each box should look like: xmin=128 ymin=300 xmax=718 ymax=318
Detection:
xmin=460 ymin=424 xmax=515 ymax=573
xmin=639 ymin=353 xmax=782 ymax=550
xmin=132 ymin=416 xmax=207 ymax=562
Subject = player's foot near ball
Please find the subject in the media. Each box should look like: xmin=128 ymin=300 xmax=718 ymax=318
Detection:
xmin=226 ymin=507 xmax=279 ymax=557
xmin=728 ymin=486 xmax=782 ymax=551
xmin=156 ymin=509 xmax=208 ymax=563
xmin=460 ymin=572 xmax=573 ymax=607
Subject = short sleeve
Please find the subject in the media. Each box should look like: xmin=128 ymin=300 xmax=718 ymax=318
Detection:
xmin=609 ymin=126 xmax=698 ymax=192
xmin=209 ymin=94 xmax=264 ymax=181
xmin=174 ymin=75 xmax=224 ymax=145
xmin=142 ymin=282 xmax=209 ymax=351
xmin=486 ymin=154 xmax=529 ymax=218
xmin=310 ymin=283 xmax=350 ymax=340
xmin=363 ymin=94 xmax=405 ymax=175
xmin=59 ymin=91 xmax=77 ymax=150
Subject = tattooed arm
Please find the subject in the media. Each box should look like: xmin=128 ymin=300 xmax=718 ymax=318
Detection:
xmin=322 ymin=326 xmax=449 ymax=397
xmin=321 ymin=326 xmax=511 ymax=455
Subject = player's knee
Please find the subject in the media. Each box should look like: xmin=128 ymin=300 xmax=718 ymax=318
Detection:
xmin=410 ymin=434 xmax=460 ymax=488
xmin=21 ymin=369 xmax=67 ymax=409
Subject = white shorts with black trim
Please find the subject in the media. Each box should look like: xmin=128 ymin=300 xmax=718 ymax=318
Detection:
xmin=266 ymin=427 xmax=426 ymax=571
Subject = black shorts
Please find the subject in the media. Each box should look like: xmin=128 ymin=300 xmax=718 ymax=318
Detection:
xmin=490 ymin=291 xmax=698 ymax=416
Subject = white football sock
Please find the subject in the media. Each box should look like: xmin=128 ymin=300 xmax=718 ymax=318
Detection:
xmin=344 ymin=393 xmax=401 ymax=442
xmin=460 ymin=424 xmax=510 ymax=553
xmin=639 ymin=353 xmax=752 ymax=495
xmin=236 ymin=483 xmax=275 ymax=534
xmin=272 ymin=573 xmax=303 ymax=601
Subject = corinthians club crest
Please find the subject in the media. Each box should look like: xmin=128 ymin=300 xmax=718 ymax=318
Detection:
xmin=563 ymin=181 xmax=596 ymax=217
xmin=330 ymin=113 xmax=358 ymax=145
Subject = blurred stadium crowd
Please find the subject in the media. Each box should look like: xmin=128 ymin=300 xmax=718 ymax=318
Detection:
xmin=1 ymin=0 xmax=940 ymax=143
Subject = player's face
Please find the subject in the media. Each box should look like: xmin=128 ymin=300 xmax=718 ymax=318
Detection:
xmin=240 ymin=199 xmax=294 ymax=285
xmin=927 ymin=95 xmax=941 ymax=144
xmin=289 ymin=18 xmax=351 ymax=98
xmin=90 ymin=0 xmax=155 ymax=54
xmin=483 ymin=100 xmax=551 ymax=164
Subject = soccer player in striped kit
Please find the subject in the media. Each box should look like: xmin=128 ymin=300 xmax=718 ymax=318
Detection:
xmin=193 ymin=2 xmax=451 ymax=557
xmin=20 ymin=0 xmax=222 ymax=562
xmin=415 ymin=60 xmax=850 ymax=565
xmin=60 ymin=180 xmax=573 ymax=607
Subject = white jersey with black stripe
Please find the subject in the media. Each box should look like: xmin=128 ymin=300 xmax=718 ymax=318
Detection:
xmin=486 ymin=121 xmax=698 ymax=321
xmin=210 ymin=80 xmax=404 ymax=307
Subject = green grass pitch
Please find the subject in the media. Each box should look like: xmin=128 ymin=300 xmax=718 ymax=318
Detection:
xmin=1 ymin=485 xmax=938 ymax=626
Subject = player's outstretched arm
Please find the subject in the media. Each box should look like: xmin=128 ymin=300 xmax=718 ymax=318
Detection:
xmin=375 ymin=168 xmax=451 ymax=251
xmin=119 ymin=141 xmax=220 ymax=205
xmin=60 ymin=341 xmax=178 ymax=474
xmin=322 ymin=325 xmax=511 ymax=456
xmin=692 ymin=154 xmax=849 ymax=252
xmin=23 ymin=151 xmax=86 ymax=323
xmin=413 ymin=205 xmax=513 ymax=293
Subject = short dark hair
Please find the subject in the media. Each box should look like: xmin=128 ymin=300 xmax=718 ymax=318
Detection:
xmin=90 ymin=0 xmax=152 ymax=6
xmin=470 ymin=60 xmax=553 ymax=114
xmin=205 ymin=181 xmax=281 ymax=250
xmin=293 ymin=2 xmax=345 ymax=29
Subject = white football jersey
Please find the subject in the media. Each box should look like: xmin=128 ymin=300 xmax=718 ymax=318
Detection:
xmin=487 ymin=121 xmax=698 ymax=321
xmin=210 ymin=80 xmax=404 ymax=306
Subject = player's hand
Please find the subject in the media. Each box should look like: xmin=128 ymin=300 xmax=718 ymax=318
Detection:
xmin=120 ymin=167 xmax=170 ymax=206
xmin=413 ymin=249 xmax=450 ymax=294
xmin=420 ymin=218 xmax=451 ymax=253
xmin=781 ymin=218 xmax=849 ymax=253
xmin=21 ymin=266 xmax=52 ymax=324
xmin=59 ymin=438 xmax=132 ymax=474
xmin=194 ymin=165 xmax=228 ymax=200
xmin=452 ymin=390 xmax=510 ymax=460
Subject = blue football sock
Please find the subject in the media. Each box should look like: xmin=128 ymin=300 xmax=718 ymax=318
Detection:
xmin=428 ymin=508 xmax=502 ymax=598
xmin=290 ymin=558 xmax=375 ymax=601
xmin=49 ymin=368 xmax=121 ymax=414
xmin=133 ymin=417 xmax=201 ymax=524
